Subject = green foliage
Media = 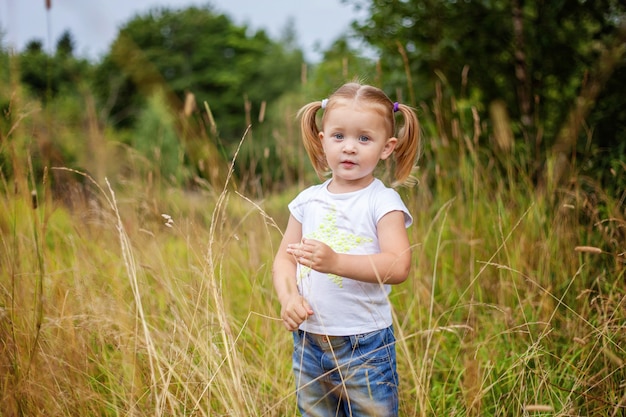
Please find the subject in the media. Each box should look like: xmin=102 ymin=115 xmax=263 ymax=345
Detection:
xmin=2 ymin=109 xmax=624 ymax=415
xmin=55 ymin=30 xmax=75 ymax=58
xmin=347 ymin=0 xmax=626 ymax=191
xmin=0 ymin=44 xmax=12 ymax=135
xmin=583 ymin=65 xmax=626 ymax=196
xmin=19 ymin=41 xmax=50 ymax=96
xmin=309 ymin=37 xmax=378 ymax=94
xmin=1 ymin=3 xmax=625 ymax=414
xmin=17 ymin=33 xmax=90 ymax=102
xmin=133 ymin=89 xmax=191 ymax=185
xmin=3 ymin=35 xmax=626 ymax=415
xmin=92 ymin=6 xmax=304 ymax=146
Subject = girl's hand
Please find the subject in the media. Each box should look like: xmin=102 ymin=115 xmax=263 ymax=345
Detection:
xmin=280 ymin=295 xmax=313 ymax=331
xmin=287 ymin=238 xmax=337 ymax=274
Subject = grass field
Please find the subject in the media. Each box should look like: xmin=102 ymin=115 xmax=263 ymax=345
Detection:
xmin=1 ymin=93 xmax=625 ymax=416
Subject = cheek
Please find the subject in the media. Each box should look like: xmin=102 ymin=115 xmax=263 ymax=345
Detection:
xmin=321 ymin=141 xmax=336 ymax=154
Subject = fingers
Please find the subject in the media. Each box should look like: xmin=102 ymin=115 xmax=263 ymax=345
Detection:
xmin=287 ymin=238 xmax=319 ymax=253
xmin=281 ymin=298 xmax=313 ymax=331
xmin=285 ymin=244 xmax=300 ymax=257
xmin=282 ymin=312 xmax=305 ymax=331
xmin=286 ymin=244 xmax=311 ymax=264
xmin=283 ymin=318 xmax=299 ymax=331
xmin=302 ymin=298 xmax=314 ymax=315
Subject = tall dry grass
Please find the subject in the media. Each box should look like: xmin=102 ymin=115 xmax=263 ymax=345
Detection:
xmin=1 ymin=73 xmax=625 ymax=417
xmin=1 ymin=150 xmax=298 ymax=415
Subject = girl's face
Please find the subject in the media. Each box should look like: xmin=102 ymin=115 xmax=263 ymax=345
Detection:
xmin=319 ymin=101 xmax=397 ymax=192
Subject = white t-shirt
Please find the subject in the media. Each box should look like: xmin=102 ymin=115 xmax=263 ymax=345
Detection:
xmin=288 ymin=178 xmax=412 ymax=335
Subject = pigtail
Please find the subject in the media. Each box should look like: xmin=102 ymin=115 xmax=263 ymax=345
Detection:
xmin=392 ymin=104 xmax=421 ymax=185
xmin=297 ymin=102 xmax=328 ymax=179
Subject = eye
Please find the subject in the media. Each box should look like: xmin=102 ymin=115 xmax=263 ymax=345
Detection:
xmin=358 ymin=135 xmax=370 ymax=143
xmin=332 ymin=133 xmax=344 ymax=140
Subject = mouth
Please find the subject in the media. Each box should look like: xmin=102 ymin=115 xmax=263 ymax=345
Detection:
xmin=340 ymin=160 xmax=356 ymax=167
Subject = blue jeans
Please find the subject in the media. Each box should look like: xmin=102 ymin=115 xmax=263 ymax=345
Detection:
xmin=292 ymin=326 xmax=399 ymax=417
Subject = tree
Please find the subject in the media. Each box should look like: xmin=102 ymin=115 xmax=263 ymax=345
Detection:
xmin=93 ymin=6 xmax=304 ymax=145
xmin=56 ymin=30 xmax=75 ymax=58
xmin=19 ymin=40 xmax=50 ymax=96
xmin=16 ymin=31 xmax=90 ymax=101
xmin=346 ymin=0 xmax=626 ymax=187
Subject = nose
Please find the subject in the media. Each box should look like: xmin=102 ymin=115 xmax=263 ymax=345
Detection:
xmin=342 ymin=138 xmax=357 ymax=153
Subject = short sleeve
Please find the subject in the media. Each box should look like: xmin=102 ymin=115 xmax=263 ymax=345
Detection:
xmin=288 ymin=182 xmax=326 ymax=224
xmin=373 ymin=187 xmax=413 ymax=228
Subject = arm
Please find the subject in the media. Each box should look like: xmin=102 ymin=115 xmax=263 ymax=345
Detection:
xmin=272 ymin=214 xmax=313 ymax=331
xmin=287 ymin=210 xmax=411 ymax=285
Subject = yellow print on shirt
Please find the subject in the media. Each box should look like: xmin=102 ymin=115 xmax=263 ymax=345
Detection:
xmin=299 ymin=205 xmax=373 ymax=287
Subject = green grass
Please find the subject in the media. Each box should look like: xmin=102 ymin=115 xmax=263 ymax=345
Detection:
xmin=1 ymin=88 xmax=624 ymax=416
xmin=2 ymin=158 xmax=624 ymax=416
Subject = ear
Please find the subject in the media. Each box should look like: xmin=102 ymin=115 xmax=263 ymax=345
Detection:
xmin=380 ymin=137 xmax=398 ymax=160
xmin=318 ymin=131 xmax=325 ymax=141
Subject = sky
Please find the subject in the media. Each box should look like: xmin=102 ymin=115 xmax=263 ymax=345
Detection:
xmin=0 ymin=0 xmax=369 ymax=62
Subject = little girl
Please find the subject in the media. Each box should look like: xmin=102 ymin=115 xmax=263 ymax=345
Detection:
xmin=273 ymin=82 xmax=420 ymax=416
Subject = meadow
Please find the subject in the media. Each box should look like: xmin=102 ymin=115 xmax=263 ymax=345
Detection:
xmin=1 ymin=88 xmax=625 ymax=417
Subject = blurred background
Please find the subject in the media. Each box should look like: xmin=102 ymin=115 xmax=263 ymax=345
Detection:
xmin=1 ymin=1 xmax=625 ymax=416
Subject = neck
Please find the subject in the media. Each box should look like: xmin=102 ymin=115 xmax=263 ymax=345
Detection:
xmin=327 ymin=177 xmax=375 ymax=194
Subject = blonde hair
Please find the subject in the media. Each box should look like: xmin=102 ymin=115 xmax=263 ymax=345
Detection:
xmin=297 ymin=82 xmax=420 ymax=185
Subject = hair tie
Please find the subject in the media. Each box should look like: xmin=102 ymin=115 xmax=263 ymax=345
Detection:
xmin=321 ymin=99 xmax=329 ymax=109
xmin=393 ymin=102 xmax=400 ymax=113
